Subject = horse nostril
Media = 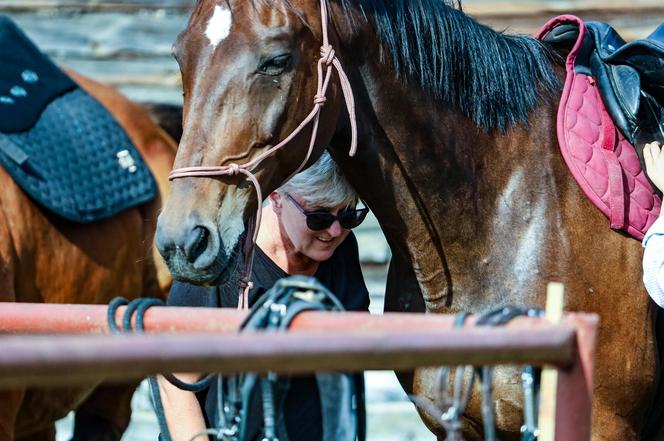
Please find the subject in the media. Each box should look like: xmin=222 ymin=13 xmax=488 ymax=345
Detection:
xmin=155 ymin=230 xmax=175 ymax=264
xmin=184 ymin=226 xmax=211 ymax=264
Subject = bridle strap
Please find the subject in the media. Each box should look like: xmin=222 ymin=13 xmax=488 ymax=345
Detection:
xmin=168 ymin=0 xmax=357 ymax=309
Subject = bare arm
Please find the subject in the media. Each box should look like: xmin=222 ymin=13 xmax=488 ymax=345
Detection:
xmin=157 ymin=373 xmax=208 ymax=441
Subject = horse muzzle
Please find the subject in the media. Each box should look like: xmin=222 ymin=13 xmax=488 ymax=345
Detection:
xmin=155 ymin=217 xmax=235 ymax=285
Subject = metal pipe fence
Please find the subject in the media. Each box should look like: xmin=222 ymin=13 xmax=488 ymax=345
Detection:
xmin=0 ymin=303 xmax=598 ymax=441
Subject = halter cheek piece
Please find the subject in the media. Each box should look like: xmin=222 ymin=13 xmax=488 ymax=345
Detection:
xmin=168 ymin=0 xmax=357 ymax=309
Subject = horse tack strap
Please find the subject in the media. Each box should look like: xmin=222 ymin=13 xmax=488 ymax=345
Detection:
xmin=536 ymin=15 xmax=661 ymax=240
xmin=598 ymin=104 xmax=625 ymax=229
xmin=0 ymin=137 xmax=28 ymax=166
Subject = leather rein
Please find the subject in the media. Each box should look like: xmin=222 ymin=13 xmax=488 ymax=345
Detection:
xmin=168 ymin=0 xmax=357 ymax=309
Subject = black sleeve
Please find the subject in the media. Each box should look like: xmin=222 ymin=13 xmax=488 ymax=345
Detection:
xmin=340 ymin=233 xmax=371 ymax=312
xmin=166 ymin=280 xmax=220 ymax=308
xmin=319 ymin=233 xmax=370 ymax=312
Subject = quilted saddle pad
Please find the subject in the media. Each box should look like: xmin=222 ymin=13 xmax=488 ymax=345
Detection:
xmin=0 ymin=16 xmax=156 ymax=223
xmin=536 ymin=15 xmax=661 ymax=240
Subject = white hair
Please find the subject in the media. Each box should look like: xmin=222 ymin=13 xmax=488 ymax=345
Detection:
xmin=278 ymin=151 xmax=358 ymax=208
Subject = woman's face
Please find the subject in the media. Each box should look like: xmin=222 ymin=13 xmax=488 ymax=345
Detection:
xmin=273 ymin=191 xmax=351 ymax=262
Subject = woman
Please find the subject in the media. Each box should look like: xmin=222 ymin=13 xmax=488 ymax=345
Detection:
xmin=159 ymin=152 xmax=370 ymax=441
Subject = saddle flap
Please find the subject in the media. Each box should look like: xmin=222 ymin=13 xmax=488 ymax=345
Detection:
xmin=588 ymin=53 xmax=640 ymax=138
xmin=587 ymin=21 xmax=627 ymax=57
xmin=597 ymin=21 xmax=664 ymax=101
xmin=537 ymin=15 xmax=662 ymax=240
xmin=610 ymin=64 xmax=641 ymax=118
xmin=606 ymin=43 xmax=664 ymax=91
xmin=0 ymin=89 xmax=158 ymax=223
xmin=0 ymin=17 xmax=157 ymax=223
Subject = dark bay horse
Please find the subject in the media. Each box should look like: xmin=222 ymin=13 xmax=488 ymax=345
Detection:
xmin=0 ymin=70 xmax=176 ymax=441
xmin=155 ymin=0 xmax=661 ymax=439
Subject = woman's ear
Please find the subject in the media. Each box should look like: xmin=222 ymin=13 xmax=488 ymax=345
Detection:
xmin=269 ymin=192 xmax=282 ymax=214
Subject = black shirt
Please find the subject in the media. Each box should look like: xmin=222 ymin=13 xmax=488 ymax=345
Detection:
xmin=167 ymin=233 xmax=370 ymax=441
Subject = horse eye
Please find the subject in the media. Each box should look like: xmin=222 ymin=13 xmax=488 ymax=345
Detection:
xmin=257 ymin=54 xmax=292 ymax=76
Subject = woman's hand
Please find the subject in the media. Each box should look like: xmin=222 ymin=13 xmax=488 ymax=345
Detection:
xmin=644 ymin=141 xmax=664 ymax=193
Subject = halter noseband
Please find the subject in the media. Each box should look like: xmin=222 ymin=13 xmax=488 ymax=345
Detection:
xmin=168 ymin=0 xmax=357 ymax=309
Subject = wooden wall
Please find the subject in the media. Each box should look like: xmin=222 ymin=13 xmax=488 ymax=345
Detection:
xmin=0 ymin=1 xmax=194 ymax=103
xmin=1 ymin=0 xmax=662 ymax=105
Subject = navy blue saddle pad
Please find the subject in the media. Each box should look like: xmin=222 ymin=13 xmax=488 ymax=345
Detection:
xmin=0 ymin=16 xmax=157 ymax=223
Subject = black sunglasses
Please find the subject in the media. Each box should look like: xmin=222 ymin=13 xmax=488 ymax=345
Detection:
xmin=285 ymin=193 xmax=369 ymax=231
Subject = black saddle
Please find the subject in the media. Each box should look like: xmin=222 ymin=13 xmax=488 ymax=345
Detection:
xmin=544 ymin=21 xmax=664 ymax=148
xmin=0 ymin=16 xmax=156 ymax=223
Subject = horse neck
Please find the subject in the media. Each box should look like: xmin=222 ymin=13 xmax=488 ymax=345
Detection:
xmin=332 ymin=50 xmax=565 ymax=313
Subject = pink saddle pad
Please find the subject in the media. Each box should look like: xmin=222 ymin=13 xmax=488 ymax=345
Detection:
xmin=536 ymin=15 xmax=661 ymax=240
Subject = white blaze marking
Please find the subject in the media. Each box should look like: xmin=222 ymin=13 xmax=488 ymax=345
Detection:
xmin=205 ymin=5 xmax=232 ymax=47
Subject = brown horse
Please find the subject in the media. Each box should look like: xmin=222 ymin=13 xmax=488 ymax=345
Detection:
xmin=0 ymin=70 xmax=176 ymax=441
xmin=155 ymin=1 xmax=662 ymax=439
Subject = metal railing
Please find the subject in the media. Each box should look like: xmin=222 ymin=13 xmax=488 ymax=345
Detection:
xmin=0 ymin=294 xmax=597 ymax=441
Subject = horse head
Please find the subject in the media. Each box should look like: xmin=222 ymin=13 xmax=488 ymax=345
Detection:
xmin=156 ymin=0 xmax=351 ymax=285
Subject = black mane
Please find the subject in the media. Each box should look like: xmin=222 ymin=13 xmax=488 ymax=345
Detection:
xmin=339 ymin=0 xmax=560 ymax=131
xmin=268 ymin=0 xmax=560 ymax=131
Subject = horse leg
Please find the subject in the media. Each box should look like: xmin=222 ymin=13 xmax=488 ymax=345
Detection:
xmin=0 ymin=389 xmax=25 ymax=441
xmin=71 ymin=172 xmax=171 ymax=441
xmin=591 ymin=400 xmax=640 ymax=441
xmin=383 ymin=253 xmax=471 ymax=437
xmin=0 ymin=212 xmax=22 ymax=441
xmin=384 ymin=252 xmax=526 ymax=440
xmin=383 ymin=251 xmax=426 ymax=397
xmin=72 ymin=382 xmax=139 ymax=441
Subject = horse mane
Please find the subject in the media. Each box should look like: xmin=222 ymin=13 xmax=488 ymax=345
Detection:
xmin=337 ymin=0 xmax=561 ymax=132
xmin=257 ymin=0 xmax=560 ymax=131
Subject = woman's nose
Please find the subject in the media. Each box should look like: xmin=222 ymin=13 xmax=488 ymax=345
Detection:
xmin=326 ymin=219 xmax=343 ymax=237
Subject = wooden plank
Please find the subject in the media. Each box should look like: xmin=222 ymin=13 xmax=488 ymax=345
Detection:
xmin=465 ymin=0 xmax=664 ymax=16
xmin=0 ymin=0 xmax=195 ymax=13
xmin=1 ymin=1 xmax=661 ymax=103
xmin=4 ymin=12 xmax=187 ymax=58
xmin=1 ymin=0 xmax=661 ymax=14
xmin=538 ymin=282 xmax=565 ymax=441
xmin=472 ymin=10 xmax=664 ymax=39
xmin=1 ymin=9 xmax=187 ymax=102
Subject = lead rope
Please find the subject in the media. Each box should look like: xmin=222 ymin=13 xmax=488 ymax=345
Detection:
xmin=168 ymin=0 xmax=357 ymax=310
